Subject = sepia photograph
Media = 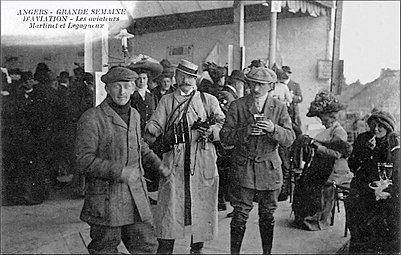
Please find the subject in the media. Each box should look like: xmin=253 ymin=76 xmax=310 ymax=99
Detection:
xmin=1 ymin=1 xmax=400 ymax=254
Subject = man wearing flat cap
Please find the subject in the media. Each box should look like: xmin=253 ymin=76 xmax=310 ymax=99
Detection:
xmin=75 ymin=66 xmax=169 ymax=254
xmin=220 ymin=67 xmax=295 ymax=254
xmin=281 ymin=65 xmax=303 ymax=130
xmin=145 ymin=59 xmax=225 ymax=254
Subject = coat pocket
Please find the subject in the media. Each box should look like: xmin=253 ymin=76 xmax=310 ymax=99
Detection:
xmin=83 ymin=194 xmax=110 ymax=219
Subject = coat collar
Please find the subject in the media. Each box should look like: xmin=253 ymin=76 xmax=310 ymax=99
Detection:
xmin=100 ymin=99 xmax=138 ymax=130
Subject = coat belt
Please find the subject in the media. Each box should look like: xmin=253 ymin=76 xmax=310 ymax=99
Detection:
xmin=237 ymin=148 xmax=278 ymax=162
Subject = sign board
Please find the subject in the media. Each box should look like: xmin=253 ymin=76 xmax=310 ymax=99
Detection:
xmin=167 ymin=44 xmax=193 ymax=64
xmin=317 ymin=60 xmax=332 ymax=79
xmin=271 ymin=1 xmax=282 ymax=12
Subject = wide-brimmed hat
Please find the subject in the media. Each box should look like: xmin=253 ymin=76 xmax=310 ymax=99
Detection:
xmin=127 ymin=58 xmax=163 ymax=80
xmin=248 ymin=59 xmax=266 ymax=69
xmin=176 ymin=59 xmax=198 ymax=77
xmin=246 ymin=67 xmax=277 ymax=84
xmin=282 ymin=65 xmax=292 ymax=74
xmin=228 ymin=70 xmax=246 ymax=83
xmin=306 ymin=90 xmax=347 ymax=117
xmin=101 ymin=67 xmax=138 ymax=84
xmin=367 ymin=110 xmax=396 ymax=132
xmin=158 ymin=59 xmax=175 ymax=79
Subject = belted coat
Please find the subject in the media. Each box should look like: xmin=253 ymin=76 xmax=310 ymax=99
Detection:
xmin=220 ymin=94 xmax=295 ymax=191
xmin=145 ymin=90 xmax=225 ymax=243
xmin=75 ymin=99 xmax=162 ymax=227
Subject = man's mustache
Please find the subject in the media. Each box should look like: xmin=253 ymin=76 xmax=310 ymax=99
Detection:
xmin=179 ymin=83 xmax=193 ymax=87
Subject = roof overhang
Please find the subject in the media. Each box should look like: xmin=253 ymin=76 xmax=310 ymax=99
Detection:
xmin=122 ymin=0 xmax=333 ymax=20
xmin=126 ymin=1 xmax=333 ymax=35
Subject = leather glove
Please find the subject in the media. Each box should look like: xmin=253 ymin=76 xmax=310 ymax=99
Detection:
xmin=159 ymin=164 xmax=171 ymax=178
xmin=120 ymin=165 xmax=140 ymax=184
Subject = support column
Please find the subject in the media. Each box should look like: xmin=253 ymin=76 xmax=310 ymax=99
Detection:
xmin=330 ymin=0 xmax=343 ymax=95
xmin=84 ymin=24 xmax=109 ymax=106
xmin=233 ymin=0 xmax=245 ymax=71
xmin=269 ymin=11 xmax=277 ymax=69
xmin=84 ymin=24 xmax=109 ymax=74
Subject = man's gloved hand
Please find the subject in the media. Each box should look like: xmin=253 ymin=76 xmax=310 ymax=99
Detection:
xmin=120 ymin=165 xmax=140 ymax=184
xmin=159 ymin=164 xmax=171 ymax=178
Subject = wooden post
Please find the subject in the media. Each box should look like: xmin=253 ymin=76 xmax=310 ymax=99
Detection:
xmin=233 ymin=0 xmax=245 ymax=70
xmin=269 ymin=10 xmax=277 ymax=69
xmin=330 ymin=0 xmax=343 ymax=94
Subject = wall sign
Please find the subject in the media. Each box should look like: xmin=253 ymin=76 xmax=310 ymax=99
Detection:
xmin=317 ymin=60 xmax=332 ymax=79
xmin=167 ymin=44 xmax=193 ymax=63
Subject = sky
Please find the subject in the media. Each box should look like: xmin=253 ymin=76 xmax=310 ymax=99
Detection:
xmin=340 ymin=1 xmax=400 ymax=83
xmin=1 ymin=1 xmax=400 ymax=84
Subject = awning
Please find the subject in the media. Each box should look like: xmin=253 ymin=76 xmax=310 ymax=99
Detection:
xmin=123 ymin=1 xmax=332 ymax=20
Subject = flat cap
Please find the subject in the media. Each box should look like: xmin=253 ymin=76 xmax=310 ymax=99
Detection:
xmin=101 ymin=67 xmax=138 ymax=84
xmin=246 ymin=67 xmax=277 ymax=84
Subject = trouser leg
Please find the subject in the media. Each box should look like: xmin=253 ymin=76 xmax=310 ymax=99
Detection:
xmin=231 ymin=221 xmax=246 ymax=254
xmin=218 ymin=164 xmax=228 ymax=211
xmin=156 ymin=239 xmax=175 ymax=254
xmin=121 ymin=221 xmax=158 ymax=254
xmin=258 ymin=189 xmax=280 ymax=255
xmin=230 ymin=186 xmax=254 ymax=254
xmin=278 ymin=146 xmax=290 ymax=201
xmin=87 ymin=224 xmax=121 ymax=254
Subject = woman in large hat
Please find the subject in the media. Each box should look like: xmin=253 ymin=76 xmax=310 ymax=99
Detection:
xmin=197 ymin=62 xmax=227 ymax=97
xmin=127 ymin=56 xmax=163 ymax=134
xmin=127 ymin=57 xmax=163 ymax=193
xmin=292 ymin=90 xmax=353 ymax=231
xmin=345 ymin=110 xmax=400 ymax=253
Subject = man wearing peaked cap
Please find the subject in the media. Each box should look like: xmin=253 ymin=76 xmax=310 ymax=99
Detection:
xmin=101 ymin=66 xmax=138 ymax=84
xmin=246 ymin=66 xmax=277 ymax=84
xmin=75 ymin=66 xmax=170 ymax=254
xmin=220 ymin=66 xmax=295 ymax=254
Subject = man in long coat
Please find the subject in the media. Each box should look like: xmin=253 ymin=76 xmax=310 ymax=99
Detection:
xmin=75 ymin=67 xmax=169 ymax=254
xmin=145 ymin=59 xmax=225 ymax=254
xmin=220 ymin=67 xmax=295 ymax=254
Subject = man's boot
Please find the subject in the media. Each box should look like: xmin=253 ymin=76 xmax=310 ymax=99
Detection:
xmin=156 ymin=239 xmax=175 ymax=254
xmin=190 ymin=242 xmax=204 ymax=254
xmin=231 ymin=223 xmax=246 ymax=254
xmin=259 ymin=220 xmax=274 ymax=254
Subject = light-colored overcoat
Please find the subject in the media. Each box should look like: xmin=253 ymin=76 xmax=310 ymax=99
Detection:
xmin=75 ymin=99 xmax=162 ymax=227
xmin=220 ymin=94 xmax=295 ymax=190
xmin=145 ymin=90 xmax=225 ymax=243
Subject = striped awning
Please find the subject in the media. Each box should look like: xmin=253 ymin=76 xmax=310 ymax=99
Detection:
xmin=124 ymin=1 xmax=332 ymax=20
xmin=282 ymin=0 xmax=331 ymax=17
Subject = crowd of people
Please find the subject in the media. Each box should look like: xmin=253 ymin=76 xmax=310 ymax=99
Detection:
xmin=1 ymin=62 xmax=94 ymax=205
xmin=2 ymin=56 xmax=399 ymax=254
